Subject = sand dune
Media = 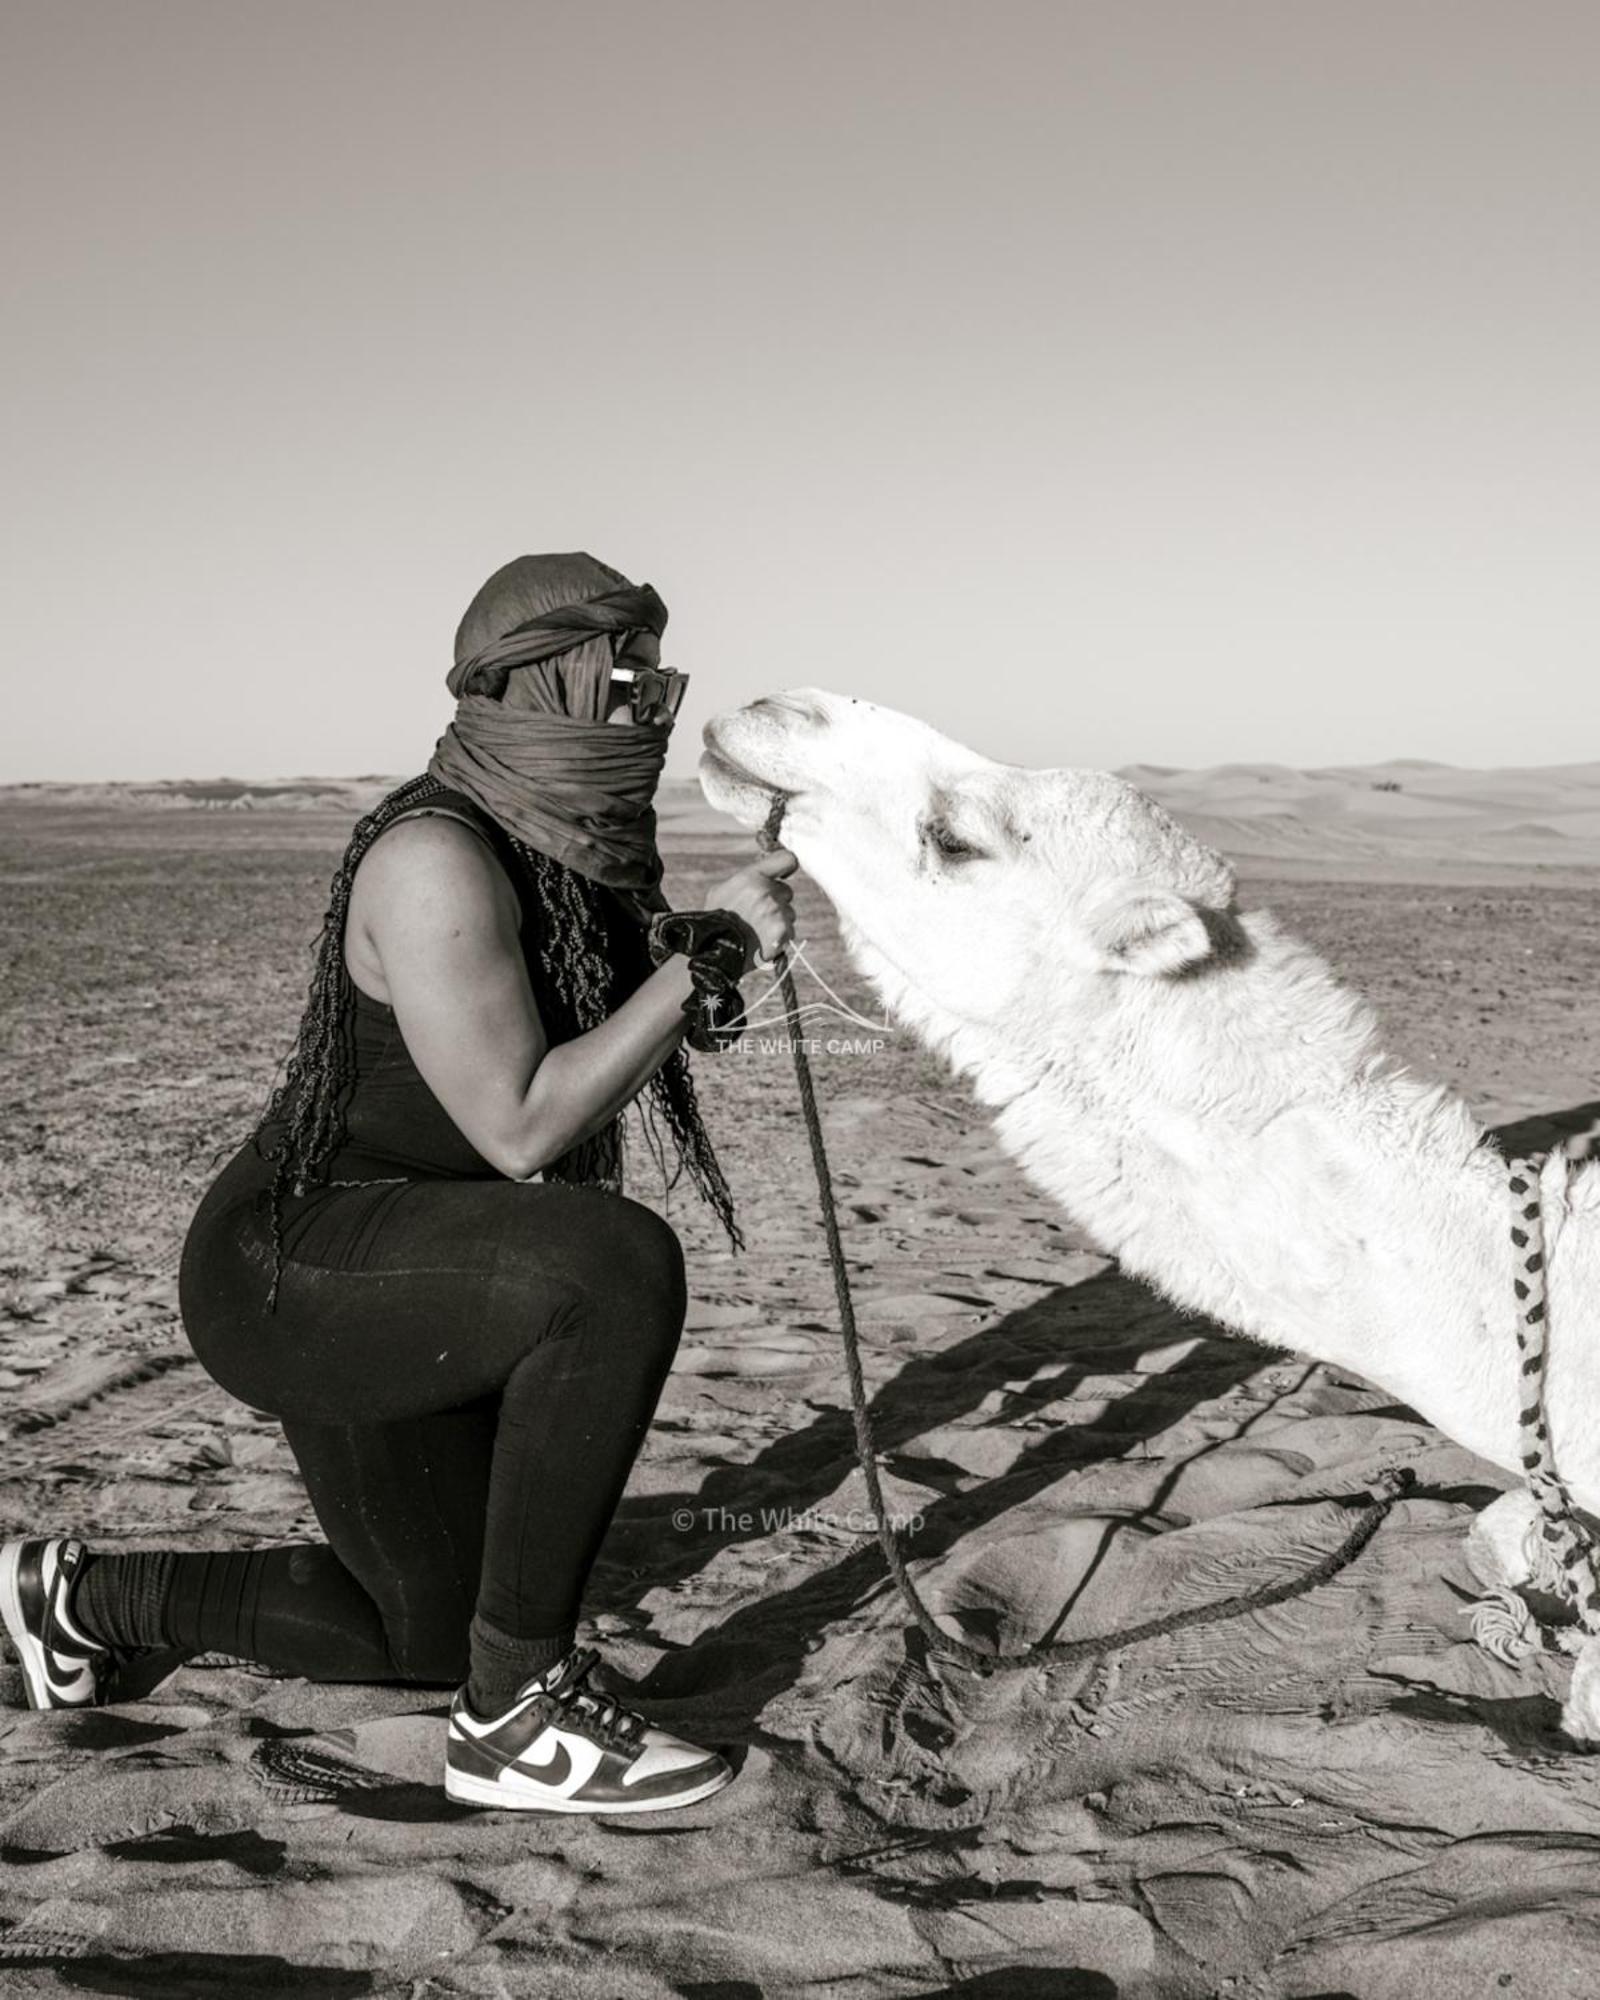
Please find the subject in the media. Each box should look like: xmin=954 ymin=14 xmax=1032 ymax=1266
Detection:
xmin=1128 ymin=759 xmax=1600 ymax=870
xmin=15 ymin=755 xmax=1598 ymax=872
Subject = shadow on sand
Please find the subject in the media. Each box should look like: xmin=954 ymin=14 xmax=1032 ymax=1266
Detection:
xmin=608 ymin=1097 xmax=1600 ymax=1728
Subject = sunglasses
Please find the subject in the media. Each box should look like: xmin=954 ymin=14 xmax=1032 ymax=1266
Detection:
xmin=608 ymin=663 xmax=689 ymax=726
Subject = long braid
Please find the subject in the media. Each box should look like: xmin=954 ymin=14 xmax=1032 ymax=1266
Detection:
xmin=252 ymin=775 xmax=742 ymax=1311
xmin=509 ymin=836 xmax=744 ymax=1251
xmin=253 ymin=773 xmax=439 ymax=1307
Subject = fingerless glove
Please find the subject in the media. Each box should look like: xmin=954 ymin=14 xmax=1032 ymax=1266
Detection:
xmin=646 ymin=909 xmax=755 ymax=1053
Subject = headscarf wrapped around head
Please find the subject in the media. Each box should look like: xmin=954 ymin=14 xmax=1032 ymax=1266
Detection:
xmin=427 ymin=552 xmax=674 ymax=919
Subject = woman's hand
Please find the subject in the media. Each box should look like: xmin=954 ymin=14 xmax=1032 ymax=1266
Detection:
xmin=707 ymin=847 xmax=799 ymax=973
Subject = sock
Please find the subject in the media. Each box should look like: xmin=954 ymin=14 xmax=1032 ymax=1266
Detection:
xmin=69 ymin=1545 xmax=419 ymax=1684
xmin=466 ymin=1610 xmax=575 ymax=1719
xmin=69 ymin=1550 xmax=179 ymax=1653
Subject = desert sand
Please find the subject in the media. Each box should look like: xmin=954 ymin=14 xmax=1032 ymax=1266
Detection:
xmin=2 ymin=760 xmax=1599 ymax=1998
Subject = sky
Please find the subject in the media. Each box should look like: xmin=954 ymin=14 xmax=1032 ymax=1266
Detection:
xmin=2 ymin=1 xmax=1596 ymax=783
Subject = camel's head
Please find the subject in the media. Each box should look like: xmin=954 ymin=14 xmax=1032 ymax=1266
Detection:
xmin=700 ymin=690 xmax=1238 ymax=1060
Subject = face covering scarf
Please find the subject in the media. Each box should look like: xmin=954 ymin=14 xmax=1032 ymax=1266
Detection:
xmin=426 ymin=564 xmax=674 ymax=921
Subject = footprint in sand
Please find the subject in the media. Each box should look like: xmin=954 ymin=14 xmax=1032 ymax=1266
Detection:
xmin=819 ymin=1096 xmax=893 ymax=1140
xmin=853 ymin=1289 xmax=993 ymax=1323
xmin=675 ymin=1328 xmax=823 ymax=1377
xmin=895 ymin=1422 xmax=1035 ymax=1481
xmin=0 ymin=1926 xmax=97 ymax=1966
xmin=684 ymin=1301 xmax=767 ymax=1331
xmin=985 ymin=1252 xmax=1112 ymax=1287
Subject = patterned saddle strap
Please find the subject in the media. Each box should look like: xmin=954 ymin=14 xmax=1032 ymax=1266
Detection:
xmin=1507 ymin=1153 xmax=1600 ymax=1634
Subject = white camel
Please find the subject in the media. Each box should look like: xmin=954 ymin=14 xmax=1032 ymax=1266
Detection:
xmin=699 ymin=689 xmax=1600 ymax=1725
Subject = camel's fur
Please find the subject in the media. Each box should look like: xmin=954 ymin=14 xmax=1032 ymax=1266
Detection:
xmin=699 ymin=690 xmax=1600 ymax=1566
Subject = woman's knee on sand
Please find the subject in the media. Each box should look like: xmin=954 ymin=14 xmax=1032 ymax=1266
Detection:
xmin=283 ymin=1546 xmax=474 ymax=1685
xmin=380 ymin=1610 xmax=472 ymax=1685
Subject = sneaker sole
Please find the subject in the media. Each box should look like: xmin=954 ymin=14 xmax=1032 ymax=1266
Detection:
xmin=443 ymin=1761 xmax=735 ymax=1815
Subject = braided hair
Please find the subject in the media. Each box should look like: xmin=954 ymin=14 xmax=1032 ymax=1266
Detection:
xmin=252 ymin=772 xmax=743 ymax=1310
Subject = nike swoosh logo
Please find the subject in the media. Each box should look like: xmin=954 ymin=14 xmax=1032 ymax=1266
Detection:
xmin=512 ymin=1741 xmax=572 ymax=1787
xmin=42 ymin=1650 xmax=95 ymax=1697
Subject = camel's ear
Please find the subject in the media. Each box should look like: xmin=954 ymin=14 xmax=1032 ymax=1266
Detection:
xmin=1088 ymin=887 xmax=1214 ymax=976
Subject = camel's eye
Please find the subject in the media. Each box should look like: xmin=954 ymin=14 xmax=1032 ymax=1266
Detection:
xmin=922 ymin=816 xmax=988 ymax=863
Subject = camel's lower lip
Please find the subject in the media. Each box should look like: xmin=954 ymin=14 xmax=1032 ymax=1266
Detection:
xmin=700 ymin=736 xmax=768 ymax=791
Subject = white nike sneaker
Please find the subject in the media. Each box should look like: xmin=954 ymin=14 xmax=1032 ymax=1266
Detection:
xmin=444 ymin=1645 xmax=734 ymax=1814
xmin=0 ymin=1537 xmax=110 ymax=1709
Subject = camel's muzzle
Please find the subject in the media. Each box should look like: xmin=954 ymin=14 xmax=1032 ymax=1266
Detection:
xmin=701 ymin=692 xmax=829 ymax=804
xmin=698 ymin=706 xmax=799 ymax=830
xmin=698 ymin=736 xmax=769 ymax=794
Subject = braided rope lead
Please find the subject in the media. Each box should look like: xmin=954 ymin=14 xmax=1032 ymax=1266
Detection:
xmin=753 ymin=792 xmax=1411 ymax=1676
xmin=1507 ymin=1156 xmax=1600 ymax=1635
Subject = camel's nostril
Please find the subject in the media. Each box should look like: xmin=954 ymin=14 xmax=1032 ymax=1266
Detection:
xmin=749 ymin=693 xmax=828 ymax=729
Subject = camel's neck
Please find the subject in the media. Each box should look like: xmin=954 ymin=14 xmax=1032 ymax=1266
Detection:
xmin=936 ymin=913 xmax=1534 ymax=1482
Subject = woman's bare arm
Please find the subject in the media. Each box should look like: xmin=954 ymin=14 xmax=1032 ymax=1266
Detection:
xmin=346 ymin=817 xmax=795 ymax=1180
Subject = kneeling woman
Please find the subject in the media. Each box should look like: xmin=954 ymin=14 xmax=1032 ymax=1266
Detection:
xmin=1 ymin=552 xmax=796 ymax=1815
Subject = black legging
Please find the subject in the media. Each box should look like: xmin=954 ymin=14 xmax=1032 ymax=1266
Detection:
xmin=91 ymin=1143 xmax=687 ymax=1687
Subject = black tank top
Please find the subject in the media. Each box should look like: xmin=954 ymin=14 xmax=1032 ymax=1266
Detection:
xmin=270 ymin=785 xmax=553 ymax=1183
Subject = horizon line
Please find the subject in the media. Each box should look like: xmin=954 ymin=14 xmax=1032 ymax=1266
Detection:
xmin=6 ymin=753 xmax=1598 ymax=792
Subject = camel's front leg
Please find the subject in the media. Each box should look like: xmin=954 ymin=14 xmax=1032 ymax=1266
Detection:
xmin=1462 ymin=1492 xmax=1600 ymax=1746
xmin=1562 ymin=1642 xmax=1600 ymax=1747
xmin=1463 ymin=1490 xmax=1562 ymax=1663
